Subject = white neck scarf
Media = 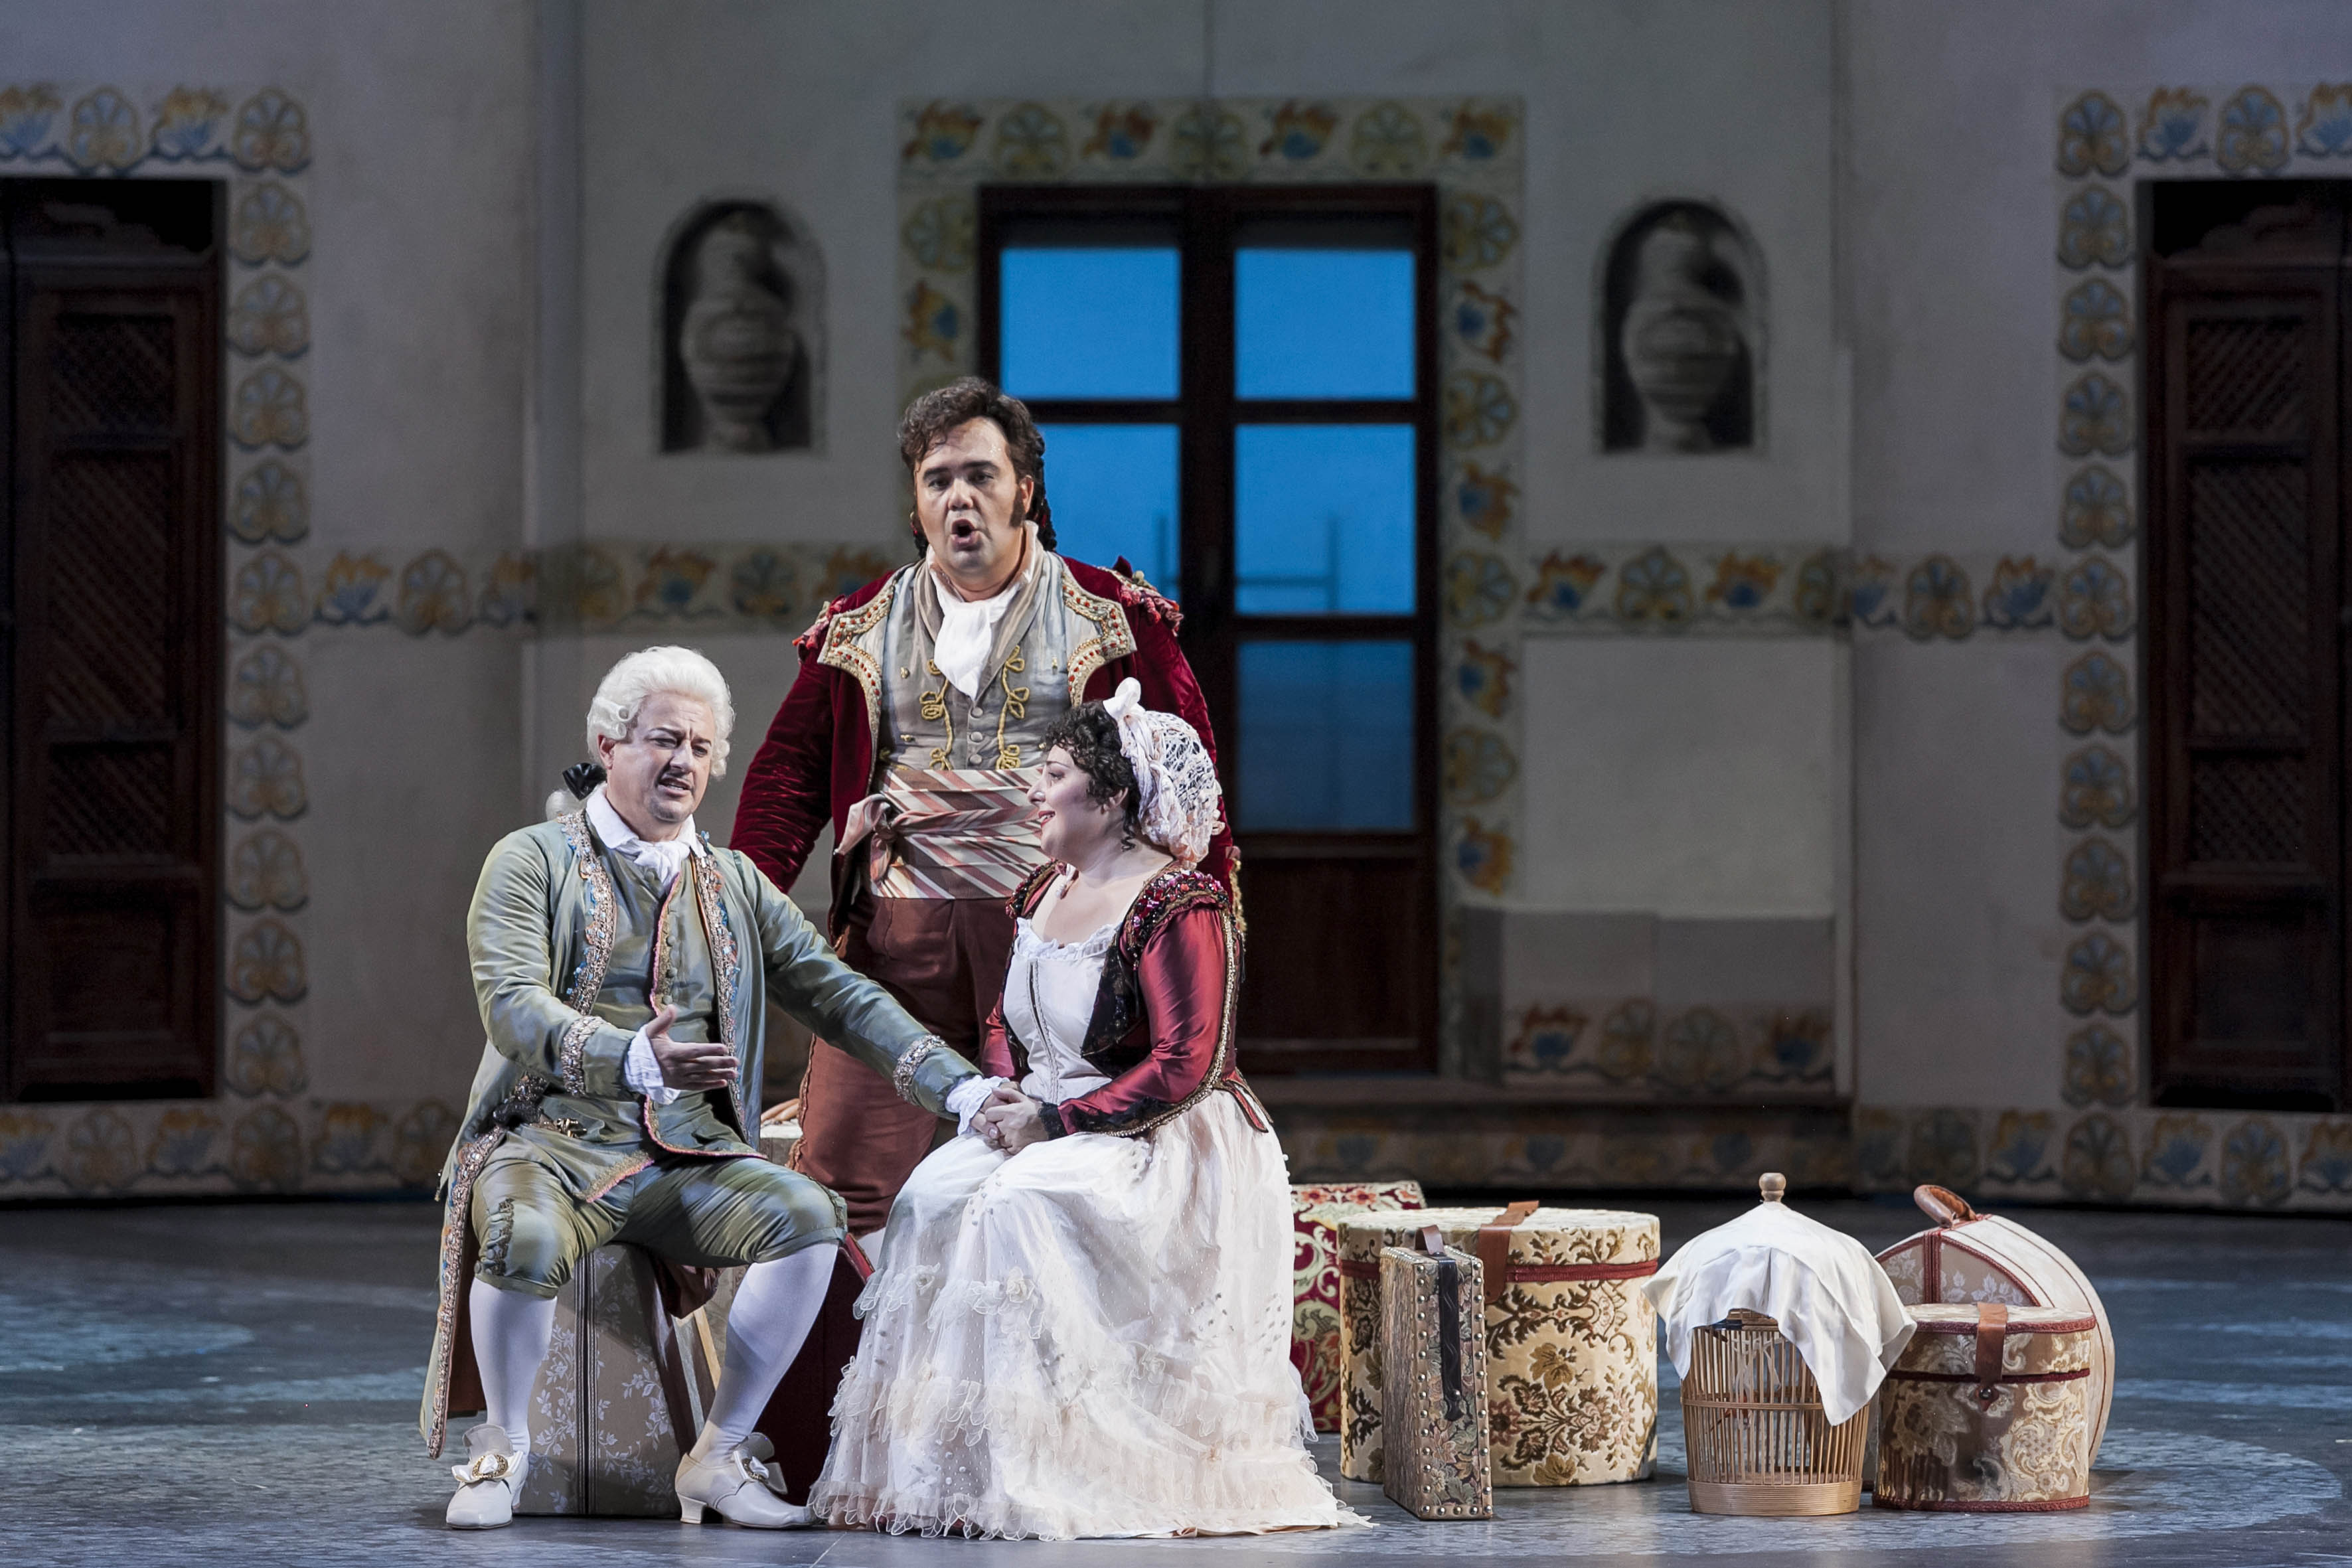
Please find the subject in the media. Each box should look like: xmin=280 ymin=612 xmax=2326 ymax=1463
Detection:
xmin=586 ymin=785 xmax=701 ymax=894
xmin=929 ymin=528 xmax=1034 ymax=698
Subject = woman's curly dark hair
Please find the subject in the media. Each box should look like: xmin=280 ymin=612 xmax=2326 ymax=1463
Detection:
xmin=1042 ymin=702 xmax=1141 ymax=847
xmin=897 ymin=376 xmax=1054 ymax=552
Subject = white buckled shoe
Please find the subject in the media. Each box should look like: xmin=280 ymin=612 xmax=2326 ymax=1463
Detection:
xmin=445 ymin=1424 xmax=527 ymax=1530
xmin=675 ymin=1442 xmax=812 ymax=1528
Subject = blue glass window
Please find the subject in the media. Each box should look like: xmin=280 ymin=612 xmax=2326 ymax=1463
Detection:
xmin=999 ymin=248 xmax=1179 ymax=399
xmin=1036 ymin=424 xmax=1178 ymax=595
xmin=1235 ymin=248 xmax=1415 ymax=399
xmin=1234 ymin=425 xmax=1415 ymax=613
xmin=1237 ymin=641 xmax=1414 ymax=830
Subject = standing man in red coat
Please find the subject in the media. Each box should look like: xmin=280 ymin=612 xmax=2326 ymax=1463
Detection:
xmin=732 ymin=376 xmax=1230 ymax=1242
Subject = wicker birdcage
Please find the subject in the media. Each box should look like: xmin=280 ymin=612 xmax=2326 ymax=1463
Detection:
xmin=1680 ymin=1307 xmax=1869 ymax=1516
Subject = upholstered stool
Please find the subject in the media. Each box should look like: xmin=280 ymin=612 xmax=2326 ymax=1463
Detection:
xmin=1290 ymin=1181 xmax=1425 ymax=1432
xmin=1875 ymin=1302 xmax=2098 ymax=1512
xmin=1875 ymin=1184 xmax=2114 ymax=1470
xmin=512 ymin=1243 xmax=700 ymax=1516
xmin=1338 ymin=1202 xmax=1660 ymax=1486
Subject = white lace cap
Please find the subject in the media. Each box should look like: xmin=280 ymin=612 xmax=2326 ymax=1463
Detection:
xmin=1101 ymin=678 xmax=1224 ymax=868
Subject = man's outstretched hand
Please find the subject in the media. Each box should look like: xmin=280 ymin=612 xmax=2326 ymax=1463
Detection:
xmin=647 ymin=1003 xmax=738 ymax=1091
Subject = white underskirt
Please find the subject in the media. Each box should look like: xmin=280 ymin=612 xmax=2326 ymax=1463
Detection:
xmin=808 ymin=1093 xmax=1364 ymax=1540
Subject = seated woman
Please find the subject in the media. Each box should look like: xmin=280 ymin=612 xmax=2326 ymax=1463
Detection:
xmin=809 ymin=680 xmax=1362 ymax=1541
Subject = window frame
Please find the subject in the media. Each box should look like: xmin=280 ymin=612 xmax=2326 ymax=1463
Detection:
xmin=975 ymin=183 xmax=1441 ymax=851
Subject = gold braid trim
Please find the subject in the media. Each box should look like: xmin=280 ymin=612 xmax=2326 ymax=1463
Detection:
xmin=550 ymin=810 xmax=621 ymax=1097
xmin=424 ymin=1127 xmax=505 ymax=1457
xmin=1225 ymin=844 xmax=1247 ymax=943
xmin=556 ymin=811 xmax=618 ymax=1009
xmin=556 ymin=1015 xmax=599 ymax=1098
xmin=920 ymin=659 xmax=953 ymax=767
xmin=815 ymin=576 xmax=896 ymax=744
xmin=890 ymin=1034 xmax=948 ymax=1107
xmin=994 ymin=649 xmax=1030 ymax=768
xmin=688 ymin=848 xmax=749 ymax=1134
xmin=1061 ymin=570 xmax=1135 ymax=700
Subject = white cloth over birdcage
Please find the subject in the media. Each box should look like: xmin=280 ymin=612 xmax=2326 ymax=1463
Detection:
xmin=1640 ymin=1201 xmax=1914 ymax=1425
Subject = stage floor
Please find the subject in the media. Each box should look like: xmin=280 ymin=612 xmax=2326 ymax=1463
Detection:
xmin=1 ymin=1196 xmax=2345 ymax=1567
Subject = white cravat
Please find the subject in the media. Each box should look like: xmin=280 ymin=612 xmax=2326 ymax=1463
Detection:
xmin=929 ymin=532 xmax=1036 ymax=698
xmin=586 ymin=785 xmax=699 ymax=894
xmin=584 ymin=786 xmax=702 ymax=1105
xmin=931 ymin=576 xmax=1017 ymax=698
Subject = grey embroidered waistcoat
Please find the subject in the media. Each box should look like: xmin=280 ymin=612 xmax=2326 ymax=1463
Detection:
xmin=876 ymin=552 xmax=1086 ymax=776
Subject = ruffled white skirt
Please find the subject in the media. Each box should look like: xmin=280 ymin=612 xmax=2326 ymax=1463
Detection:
xmin=809 ymin=1091 xmax=1365 ymax=1540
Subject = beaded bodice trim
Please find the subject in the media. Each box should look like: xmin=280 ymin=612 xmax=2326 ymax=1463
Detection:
xmin=1004 ymin=864 xmax=1233 ymax=1065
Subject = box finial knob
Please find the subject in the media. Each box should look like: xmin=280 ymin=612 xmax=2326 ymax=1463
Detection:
xmin=1759 ymin=1172 xmax=1786 ymax=1203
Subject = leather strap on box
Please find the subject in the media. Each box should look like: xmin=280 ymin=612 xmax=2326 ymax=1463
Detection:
xmin=1477 ymin=1200 xmax=1540 ymax=1306
xmin=1886 ymin=1368 xmax=2088 ymax=1385
xmin=1338 ymin=1253 xmax=1660 ymax=1285
xmin=1915 ymin=1184 xmax=1977 ymax=1304
xmin=1421 ymin=1226 xmax=1466 ymax=1423
xmin=1973 ymin=1301 xmax=2008 ymax=1403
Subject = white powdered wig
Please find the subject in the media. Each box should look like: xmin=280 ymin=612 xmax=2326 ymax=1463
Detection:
xmin=586 ymin=644 xmax=736 ymax=772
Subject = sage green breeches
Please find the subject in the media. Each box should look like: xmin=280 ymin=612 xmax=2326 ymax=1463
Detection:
xmin=469 ymin=1139 xmax=848 ymax=1299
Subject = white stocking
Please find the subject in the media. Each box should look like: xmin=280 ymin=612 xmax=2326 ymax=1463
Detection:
xmin=692 ymin=1245 xmax=834 ymax=1459
xmin=467 ymin=1277 xmax=556 ymax=1458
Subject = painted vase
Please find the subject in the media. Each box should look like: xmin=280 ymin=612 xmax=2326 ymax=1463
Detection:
xmin=678 ymin=216 xmax=799 ymax=453
xmin=1618 ymin=216 xmax=1745 ymax=453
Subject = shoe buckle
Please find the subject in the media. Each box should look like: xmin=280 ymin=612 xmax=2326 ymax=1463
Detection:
xmin=455 ymin=1450 xmax=517 ymax=1484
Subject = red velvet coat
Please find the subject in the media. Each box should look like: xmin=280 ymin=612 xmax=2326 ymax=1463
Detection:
xmin=984 ymin=864 xmax=1267 ymax=1139
xmin=731 ymin=555 xmax=1233 ymax=926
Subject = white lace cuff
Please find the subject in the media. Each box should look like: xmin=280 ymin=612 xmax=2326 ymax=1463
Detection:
xmin=944 ymin=1075 xmax=1008 ymax=1136
xmin=625 ymin=1027 xmax=681 ymax=1105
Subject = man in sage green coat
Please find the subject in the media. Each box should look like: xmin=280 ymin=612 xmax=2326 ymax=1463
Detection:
xmin=422 ymin=647 xmax=985 ymax=1532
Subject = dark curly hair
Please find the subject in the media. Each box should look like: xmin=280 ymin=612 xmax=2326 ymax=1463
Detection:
xmin=897 ymin=376 xmax=1055 ymax=552
xmin=1042 ymin=702 xmax=1141 ymax=847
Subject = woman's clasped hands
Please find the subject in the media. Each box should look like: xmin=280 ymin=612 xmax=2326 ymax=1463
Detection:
xmin=973 ymin=1082 xmax=1047 ymax=1153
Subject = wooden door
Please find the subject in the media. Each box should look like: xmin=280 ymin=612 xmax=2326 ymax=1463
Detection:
xmin=3 ymin=179 xmax=222 ymax=1099
xmin=2145 ymin=185 xmax=2349 ymax=1110
xmin=1183 ymin=189 xmax=1439 ymax=1074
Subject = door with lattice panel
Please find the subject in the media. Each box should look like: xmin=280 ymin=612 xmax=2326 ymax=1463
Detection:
xmin=2145 ymin=181 xmax=2350 ymax=1110
xmin=3 ymin=179 xmax=222 ymax=1099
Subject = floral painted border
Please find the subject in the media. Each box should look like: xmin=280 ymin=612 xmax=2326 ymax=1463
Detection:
xmin=899 ymin=96 xmax=1526 ymax=1074
xmin=7 ymin=81 xmax=321 ymax=1139
xmin=1279 ymin=1103 xmax=1855 ymax=1192
xmin=1501 ymin=998 xmax=1834 ymax=1100
xmin=229 ymin=538 xmax=904 ymax=637
xmin=1503 ymin=544 xmax=2132 ymax=641
xmin=2037 ymin=81 xmax=2352 ymax=1140
xmin=0 ymin=1097 xmax=459 ymax=1198
xmin=1830 ymin=83 xmax=2352 ymax=1221
xmin=1857 ymin=1103 xmax=2352 ymax=1212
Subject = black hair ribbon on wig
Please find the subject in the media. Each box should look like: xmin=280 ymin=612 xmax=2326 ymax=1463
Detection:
xmin=563 ymin=761 xmax=607 ymax=801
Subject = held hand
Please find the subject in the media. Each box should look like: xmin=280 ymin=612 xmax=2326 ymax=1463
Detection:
xmin=982 ymin=1082 xmax=1027 ymax=1110
xmin=975 ymin=1097 xmax=1046 ymax=1154
xmin=647 ymin=1004 xmax=738 ymax=1092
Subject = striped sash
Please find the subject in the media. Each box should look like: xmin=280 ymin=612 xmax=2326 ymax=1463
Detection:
xmin=838 ymin=767 xmax=1044 ymax=902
